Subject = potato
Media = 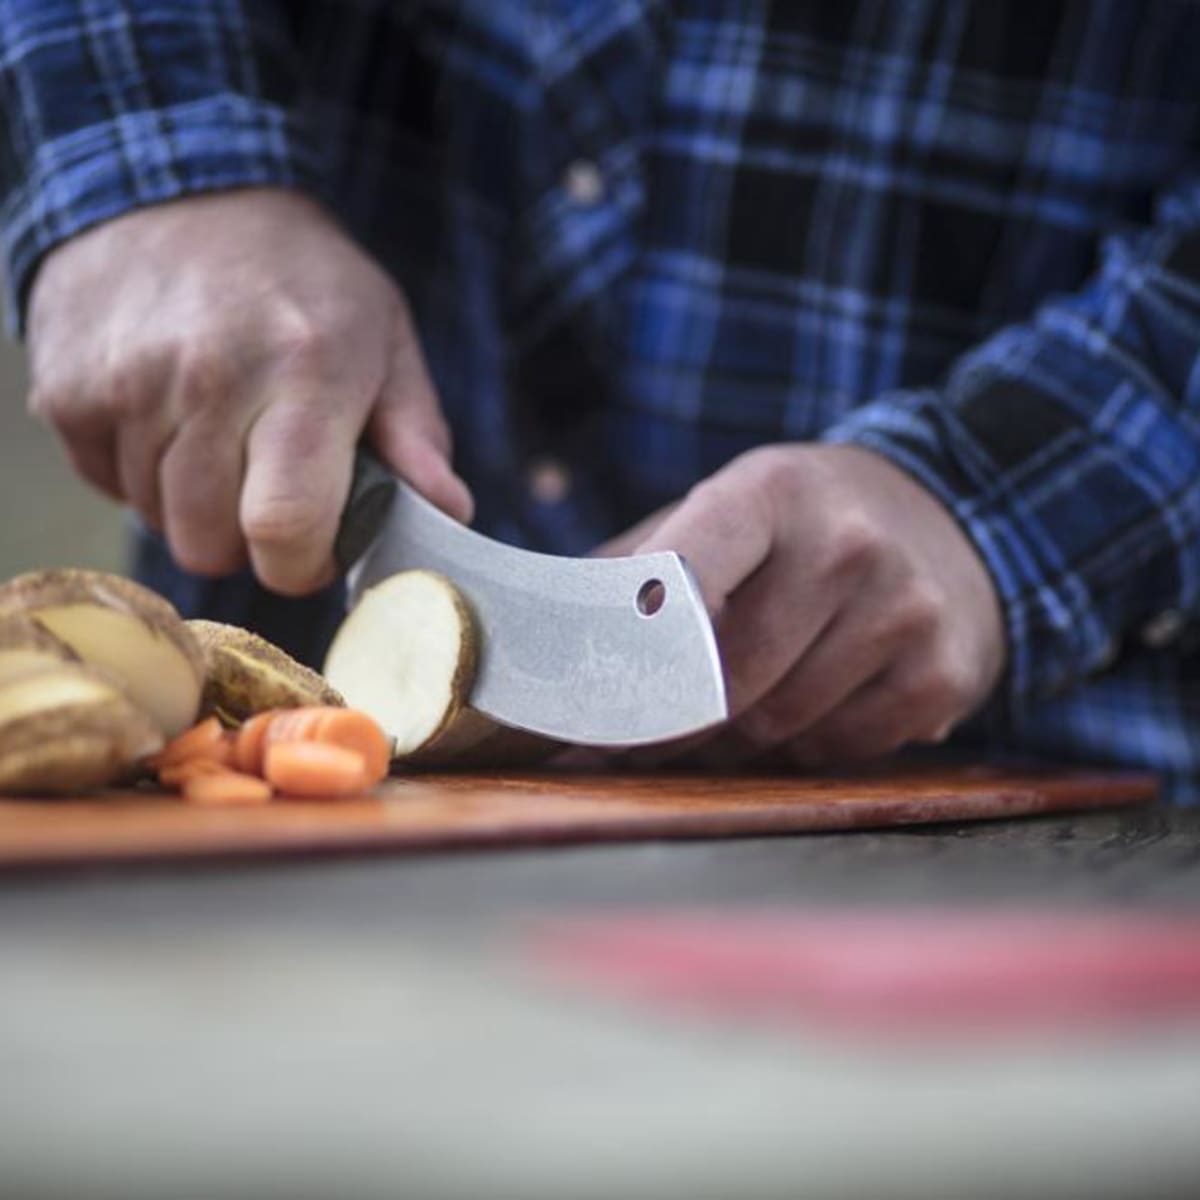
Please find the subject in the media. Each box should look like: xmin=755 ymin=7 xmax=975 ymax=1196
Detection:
xmin=0 ymin=664 xmax=164 ymax=794
xmin=187 ymin=619 xmax=344 ymax=723
xmin=0 ymin=569 xmax=204 ymax=738
xmin=323 ymin=569 xmax=555 ymax=767
xmin=0 ymin=611 xmax=80 ymax=686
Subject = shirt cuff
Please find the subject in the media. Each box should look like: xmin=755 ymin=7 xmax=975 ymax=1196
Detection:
xmin=821 ymin=390 xmax=1122 ymax=717
xmin=2 ymin=92 xmax=324 ymax=333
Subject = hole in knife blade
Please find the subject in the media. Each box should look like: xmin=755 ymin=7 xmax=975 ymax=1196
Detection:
xmin=636 ymin=579 xmax=665 ymax=617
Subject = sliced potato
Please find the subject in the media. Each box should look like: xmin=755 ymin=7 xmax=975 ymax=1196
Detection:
xmin=187 ymin=619 xmax=344 ymax=722
xmin=0 ymin=611 xmax=80 ymax=686
xmin=324 ymin=569 xmax=557 ymax=767
xmin=324 ymin=570 xmax=479 ymax=758
xmin=404 ymin=716 xmax=557 ymax=769
xmin=0 ymin=663 xmax=164 ymax=794
xmin=0 ymin=569 xmax=204 ymax=737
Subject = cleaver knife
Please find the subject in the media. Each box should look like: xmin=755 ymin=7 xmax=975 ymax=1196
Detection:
xmin=333 ymin=449 xmax=727 ymax=747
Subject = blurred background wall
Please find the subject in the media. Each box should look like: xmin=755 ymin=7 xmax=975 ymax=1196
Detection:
xmin=0 ymin=333 xmax=125 ymax=578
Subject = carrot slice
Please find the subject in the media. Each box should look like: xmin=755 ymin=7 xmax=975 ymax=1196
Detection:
xmin=263 ymin=740 xmax=370 ymax=798
xmin=158 ymin=758 xmax=234 ymax=788
xmin=254 ymin=707 xmax=389 ymax=785
xmin=147 ymin=716 xmax=228 ymax=771
xmin=234 ymin=710 xmax=278 ymax=775
xmin=183 ymin=769 xmax=274 ymax=807
xmin=310 ymin=708 xmax=391 ymax=785
xmin=266 ymin=708 xmax=324 ymax=746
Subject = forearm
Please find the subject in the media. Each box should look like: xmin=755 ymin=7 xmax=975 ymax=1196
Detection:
xmin=0 ymin=0 xmax=319 ymax=329
xmin=824 ymin=179 xmax=1200 ymax=713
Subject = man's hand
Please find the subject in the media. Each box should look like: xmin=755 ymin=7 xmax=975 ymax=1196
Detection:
xmin=608 ymin=444 xmax=1007 ymax=765
xmin=26 ymin=188 xmax=472 ymax=595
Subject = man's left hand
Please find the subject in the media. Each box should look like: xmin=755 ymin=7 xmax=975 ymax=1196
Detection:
xmin=603 ymin=444 xmax=1007 ymax=765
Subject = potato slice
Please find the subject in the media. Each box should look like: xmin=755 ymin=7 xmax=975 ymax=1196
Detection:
xmin=324 ymin=570 xmax=480 ymax=758
xmin=0 ymin=611 xmax=80 ymax=686
xmin=186 ymin=619 xmax=344 ymax=722
xmin=0 ymin=570 xmax=204 ymax=737
xmin=324 ymin=569 xmax=557 ymax=767
xmin=0 ymin=663 xmax=164 ymax=794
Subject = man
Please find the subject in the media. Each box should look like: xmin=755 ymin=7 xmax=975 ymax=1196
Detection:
xmin=3 ymin=2 xmax=1199 ymax=798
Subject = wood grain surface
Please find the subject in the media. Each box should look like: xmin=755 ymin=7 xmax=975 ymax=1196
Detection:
xmin=0 ymin=763 xmax=1157 ymax=870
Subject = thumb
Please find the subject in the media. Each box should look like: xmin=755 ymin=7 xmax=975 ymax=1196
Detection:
xmin=367 ymin=320 xmax=474 ymax=524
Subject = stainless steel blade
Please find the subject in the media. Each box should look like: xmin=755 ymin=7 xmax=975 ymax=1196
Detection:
xmin=348 ymin=481 xmax=727 ymax=746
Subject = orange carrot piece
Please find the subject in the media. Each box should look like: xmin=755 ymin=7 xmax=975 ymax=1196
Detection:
xmin=147 ymin=716 xmax=228 ymax=771
xmin=266 ymin=708 xmax=324 ymax=745
xmin=311 ymin=708 xmax=390 ymax=785
xmin=182 ymin=770 xmax=273 ymax=807
xmin=234 ymin=710 xmax=278 ymax=775
xmin=158 ymin=758 xmax=233 ymax=788
xmin=263 ymin=740 xmax=370 ymax=798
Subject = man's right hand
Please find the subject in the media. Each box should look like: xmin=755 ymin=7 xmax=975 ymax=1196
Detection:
xmin=26 ymin=187 xmax=472 ymax=595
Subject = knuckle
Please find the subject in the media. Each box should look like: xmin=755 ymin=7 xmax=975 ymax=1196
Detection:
xmin=823 ymin=511 xmax=885 ymax=577
xmin=917 ymin=650 xmax=976 ymax=714
xmin=683 ymin=474 xmax=756 ymax=544
xmin=104 ymin=357 xmax=163 ymax=421
xmin=26 ymin=379 xmax=62 ymax=420
xmin=739 ymin=445 xmax=805 ymax=514
xmin=242 ymin=498 xmax=325 ymax=551
xmin=266 ymin=304 xmax=331 ymax=370
xmin=893 ymin=580 xmax=944 ymax=640
xmin=175 ymin=340 xmax=232 ymax=413
xmin=170 ymin=538 xmax=242 ymax=578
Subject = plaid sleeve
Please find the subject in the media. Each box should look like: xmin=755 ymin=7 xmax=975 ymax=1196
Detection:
xmin=0 ymin=0 xmax=321 ymax=330
xmin=824 ymin=175 xmax=1200 ymax=716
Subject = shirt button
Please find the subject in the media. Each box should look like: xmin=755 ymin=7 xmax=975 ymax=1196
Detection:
xmin=563 ymin=159 xmax=605 ymax=206
xmin=1140 ymin=608 xmax=1186 ymax=649
xmin=527 ymin=457 xmax=573 ymax=505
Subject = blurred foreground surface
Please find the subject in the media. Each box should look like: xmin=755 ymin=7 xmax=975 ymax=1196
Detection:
xmin=3 ymin=803 xmax=1200 ymax=1200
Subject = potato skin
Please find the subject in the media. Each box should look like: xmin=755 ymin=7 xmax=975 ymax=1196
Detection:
xmin=188 ymin=619 xmax=344 ymax=722
xmin=0 ymin=569 xmax=206 ymax=737
xmin=0 ymin=681 xmax=163 ymax=794
xmin=0 ymin=611 xmax=78 ymax=659
xmin=0 ymin=569 xmax=203 ymax=675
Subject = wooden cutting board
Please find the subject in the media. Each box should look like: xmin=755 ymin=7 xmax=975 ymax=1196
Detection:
xmin=0 ymin=763 xmax=1156 ymax=870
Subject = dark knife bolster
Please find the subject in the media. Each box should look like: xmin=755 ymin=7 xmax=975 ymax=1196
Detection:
xmin=334 ymin=448 xmax=399 ymax=574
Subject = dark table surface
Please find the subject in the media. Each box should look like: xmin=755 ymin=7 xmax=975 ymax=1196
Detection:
xmin=4 ymin=803 xmax=1200 ymax=1200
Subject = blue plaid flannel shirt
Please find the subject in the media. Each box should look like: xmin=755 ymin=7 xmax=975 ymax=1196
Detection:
xmin=4 ymin=1 xmax=1200 ymax=800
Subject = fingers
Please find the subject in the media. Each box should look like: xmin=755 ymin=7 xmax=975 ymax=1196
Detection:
xmin=115 ymin=413 xmax=175 ymax=532
xmin=733 ymin=588 xmax=913 ymax=747
xmin=630 ymin=470 xmax=775 ymax=618
xmin=613 ymin=444 xmax=1002 ymax=770
xmin=368 ymin=313 xmax=473 ymax=525
xmin=240 ymin=383 xmax=358 ymax=596
xmin=58 ymin=430 xmax=123 ymax=503
xmin=592 ymin=500 xmax=679 ymax=558
xmin=635 ymin=586 xmax=901 ymax=769
xmin=30 ymin=382 xmax=117 ymax=501
xmin=711 ymin=553 xmax=838 ymax=718
xmin=784 ymin=658 xmax=954 ymax=766
xmin=29 ymin=360 xmax=166 ymax=514
xmin=160 ymin=416 xmax=248 ymax=576
xmin=241 ymin=310 xmax=472 ymax=593
xmin=24 ymin=189 xmax=473 ymax=601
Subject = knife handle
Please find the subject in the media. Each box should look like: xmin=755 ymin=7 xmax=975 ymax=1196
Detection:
xmin=333 ymin=447 xmax=398 ymax=574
